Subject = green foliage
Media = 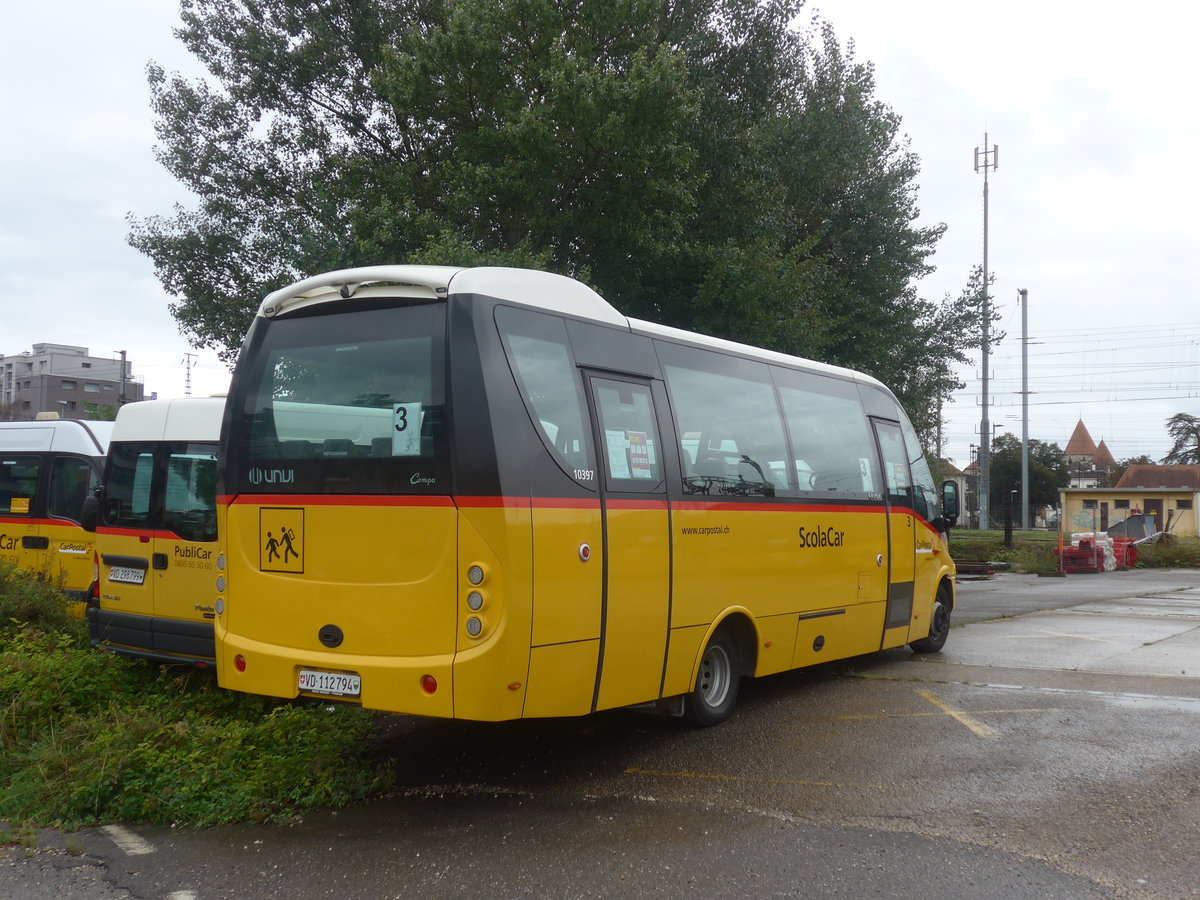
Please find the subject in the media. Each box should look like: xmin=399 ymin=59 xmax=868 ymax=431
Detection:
xmin=0 ymin=562 xmax=81 ymax=637
xmin=1161 ymin=413 xmax=1200 ymax=464
xmin=950 ymin=530 xmax=1059 ymax=575
xmin=0 ymin=573 xmax=381 ymax=828
xmin=1137 ymin=536 xmax=1200 ymax=568
xmin=987 ymin=432 xmax=1069 ymax=517
xmin=1098 ymin=454 xmax=1153 ymax=488
xmin=131 ymin=0 xmax=963 ymax=438
xmin=81 ymin=402 xmax=118 ymax=421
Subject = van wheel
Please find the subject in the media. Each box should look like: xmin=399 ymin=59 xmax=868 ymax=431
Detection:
xmin=683 ymin=630 xmax=740 ymax=726
xmin=909 ymin=586 xmax=951 ymax=654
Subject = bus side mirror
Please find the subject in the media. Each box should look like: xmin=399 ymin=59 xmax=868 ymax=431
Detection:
xmin=940 ymin=480 xmax=960 ymax=528
xmin=80 ymin=493 xmax=99 ymax=533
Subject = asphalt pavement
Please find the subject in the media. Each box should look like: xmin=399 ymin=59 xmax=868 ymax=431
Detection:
xmin=4 ymin=567 xmax=1199 ymax=899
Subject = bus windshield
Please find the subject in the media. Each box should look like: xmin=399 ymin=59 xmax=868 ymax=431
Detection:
xmin=225 ymin=302 xmax=448 ymax=495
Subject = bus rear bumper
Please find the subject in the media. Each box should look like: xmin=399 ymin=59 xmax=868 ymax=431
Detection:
xmin=217 ymin=630 xmax=456 ymax=718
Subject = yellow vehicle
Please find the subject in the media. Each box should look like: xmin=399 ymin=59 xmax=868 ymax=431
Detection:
xmin=215 ymin=266 xmax=959 ymax=725
xmin=85 ymin=397 xmax=223 ymax=665
xmin=0 ymin=418 xmax=112 ymax=612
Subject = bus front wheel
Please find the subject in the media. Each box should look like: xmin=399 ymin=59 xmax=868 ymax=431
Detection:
xmin=909 ymin=585 xmax=951 ymax=654
xmin=683 ymin=630 xmax=741 ymax=726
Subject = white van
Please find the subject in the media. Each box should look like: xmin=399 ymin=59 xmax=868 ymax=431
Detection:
xmin=0 ymin=418 xmax=112 ymax=612
xmin=86 ymin=398 xmax=223 ymax=665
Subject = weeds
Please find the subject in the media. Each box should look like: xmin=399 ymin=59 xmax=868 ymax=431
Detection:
xmin=0 ymin=566 xmax=383 ymax=829
xmin=950 ymin=531 xmax=1200 ymax=573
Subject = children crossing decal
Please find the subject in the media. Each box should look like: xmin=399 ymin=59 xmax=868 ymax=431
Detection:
xmin=260 ymin=508 xmax=304 ymax=573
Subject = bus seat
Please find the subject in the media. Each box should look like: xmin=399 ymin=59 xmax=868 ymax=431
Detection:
xmin=371 ymin=437 xmax=391 ymax=457
xmin=281 ymin=440 xmax=315 ymax=458
xmin=322 ymin=439 xmax=355 ymax=458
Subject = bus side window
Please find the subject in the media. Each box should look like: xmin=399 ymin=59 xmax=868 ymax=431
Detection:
xmin=0 ymin=459 xmax=39 ymax=515
xmin=775 ymin=369 xmax=880 ymax=499
xmin=660 ymin=347 xmax=788 ymax=498
xmin=496 ymin=307 xmax=595 ymax=478
xmin=901 ymin=415 xmax=937 ymax=521
xmin=48 ymin=456 xmax=94 ymax=524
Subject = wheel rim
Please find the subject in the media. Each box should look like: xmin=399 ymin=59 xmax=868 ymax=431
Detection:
xmin=698 ymin=644 xmax=732 ymax=708
xmin=931 ymin=600 xmax=949 ymax=637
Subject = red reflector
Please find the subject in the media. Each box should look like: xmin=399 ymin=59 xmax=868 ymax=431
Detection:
xmin=420 ymin=674 xmax=437 ymax=694
xmin=234 ymin=654 xmax=247 ymax=673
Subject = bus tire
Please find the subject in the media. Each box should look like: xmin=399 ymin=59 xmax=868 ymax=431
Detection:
xmin=909 ymin=585 xmax=951 ymax=654
xmin=683 ymin=629 xmax=741 ymax=727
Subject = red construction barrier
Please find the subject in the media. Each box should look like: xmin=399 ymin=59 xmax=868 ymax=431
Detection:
xmin=1112 ymin=538 xmax=1138 ymax=569
xmin=1055 ymin=542 xmax=1101 ymax=574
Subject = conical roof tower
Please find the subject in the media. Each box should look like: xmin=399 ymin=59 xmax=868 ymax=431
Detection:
xmin=1064 ymin=420 xmax=1097 ymax=460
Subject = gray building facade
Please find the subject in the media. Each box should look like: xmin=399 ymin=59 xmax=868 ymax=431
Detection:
xmin=0 ymin=344 xmax=145 ymax=420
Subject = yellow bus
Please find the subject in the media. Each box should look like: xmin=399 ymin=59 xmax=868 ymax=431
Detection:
xmin=0 ymin=418 xmax=112 ymax=613
xmin=85 ymin=397 xmax=223 ymax=665
xmin=215 ymin=266 xmax=959 ymax=725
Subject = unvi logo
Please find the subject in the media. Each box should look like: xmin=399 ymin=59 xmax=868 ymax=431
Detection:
xmin=248 ymin=467 xmax=295 ymax=486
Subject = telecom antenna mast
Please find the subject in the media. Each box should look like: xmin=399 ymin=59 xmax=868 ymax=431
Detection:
xmin=183 ymin=352 xmax=197 ymax=397
xmin=974 ymin=136 xmax=998 ymax=528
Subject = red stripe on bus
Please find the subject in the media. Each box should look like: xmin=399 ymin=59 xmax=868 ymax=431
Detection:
xmin=224 ymin=494 xmax=455 ymax=508
xmin=455 ymin=496 xmax=532 ymax=509
xmin=216 ymin=493 xmax=946 ymax=538
xmin=95 ymin=526 xmax=216 ymax=543
xmin=0 ymin=516 xmax=87 ymax=529
xmin=673 ymin=501 xmax=876 ymax=514
xmin=606 ymin=499 xmax=669 ymax=511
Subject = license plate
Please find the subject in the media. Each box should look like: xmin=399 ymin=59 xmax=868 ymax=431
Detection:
xmin=298 ymin=669 xmax=361 ymax=698
xmin=108 ymin=566 xmax=146 ymax=585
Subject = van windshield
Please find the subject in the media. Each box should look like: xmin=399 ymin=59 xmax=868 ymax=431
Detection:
xmin=224 ymin=301 xmax=448 ymax=495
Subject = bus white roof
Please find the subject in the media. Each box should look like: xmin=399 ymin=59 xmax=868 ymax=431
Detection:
xmin=629 ymin=318 xmax=889 ymax=392
xmin=111 ymin=397 xmax=225 ymax=443
xmin=0 ymin=419 xmax=114 ymax=455
xmin=259 ymin=265 xmax=627 ymax=327
xmin=258 ymin=265 xmax=887 ymax=392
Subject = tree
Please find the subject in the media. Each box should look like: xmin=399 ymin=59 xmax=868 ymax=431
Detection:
xmin=1162 ymin=413 xmax=1200 ymax=464
xmin=82 ymin=402 xmax=119 ymax=421
xmin=1098 ymin=454 xmax=1153 ymax=488
xmin=988 ymin=432 xmax=1068 ymax=522
xmin=131 ymin=0 xmax=952 ymax=435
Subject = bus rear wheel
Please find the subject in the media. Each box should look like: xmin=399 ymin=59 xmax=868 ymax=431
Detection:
xmin=909 ymin=586 xmax=951 ymax=654
xmin=683 ymin=630 xmax=740 ymax=726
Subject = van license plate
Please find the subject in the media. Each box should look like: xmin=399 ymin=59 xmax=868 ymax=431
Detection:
xmin=109 ymin=566 xmax=145 ymax=585
xmin=298 ymin=669 xmax=361 ymax=697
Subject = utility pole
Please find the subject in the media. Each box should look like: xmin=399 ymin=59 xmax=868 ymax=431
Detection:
xmin=116 ymin=350 xmax=127 ymax=406
xmin=183 ymin=352 xmax=197 ymax=397
xmin=1019 ymin=288 xmax=1029 ymax=530
xmin=974 ymin=136 xmax=998 ymax=528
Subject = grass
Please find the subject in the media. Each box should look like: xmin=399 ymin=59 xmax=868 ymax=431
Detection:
xmin=0 ymin=562 xmax=387 ymax=830
xmin=950 ymin=529 xmax=1200 ymax=573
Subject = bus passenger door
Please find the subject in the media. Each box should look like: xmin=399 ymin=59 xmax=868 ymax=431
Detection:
xmin=873 ymin=420 xmax=916 ymax=648
xmin=586 ymin=375 xmax=672 ymax=711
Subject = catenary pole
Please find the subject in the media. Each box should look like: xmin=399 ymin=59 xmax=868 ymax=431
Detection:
xmin=974 ymin=136 xmax=998 ymax=528
xmin=1019 ymin=288 xmax=1029 ymax=529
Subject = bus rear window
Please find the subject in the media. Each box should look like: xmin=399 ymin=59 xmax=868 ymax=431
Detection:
xmin=227 ymin=303 xmax=448 ymax=494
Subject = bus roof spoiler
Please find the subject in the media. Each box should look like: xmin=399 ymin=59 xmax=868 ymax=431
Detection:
xmin=259 ymin=265 xmax=629 ymax=328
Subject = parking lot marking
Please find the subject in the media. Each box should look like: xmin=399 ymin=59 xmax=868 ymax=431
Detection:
xmin=99 ymin=824 xmax=155 ymax=856
xmin=1018 ymin=629 xmax=1126 ymax=643
xmin=624 ymin=767 xmax=885 ymax=790
xmin=838 ymin=708 xmax=1054 ymax=722
xmin=915 ymin=689 xmax=998 ymax=738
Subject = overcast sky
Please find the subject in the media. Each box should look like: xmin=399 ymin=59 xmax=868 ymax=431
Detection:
xmin=2 ymin=1 xmax=1196 ymax=467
